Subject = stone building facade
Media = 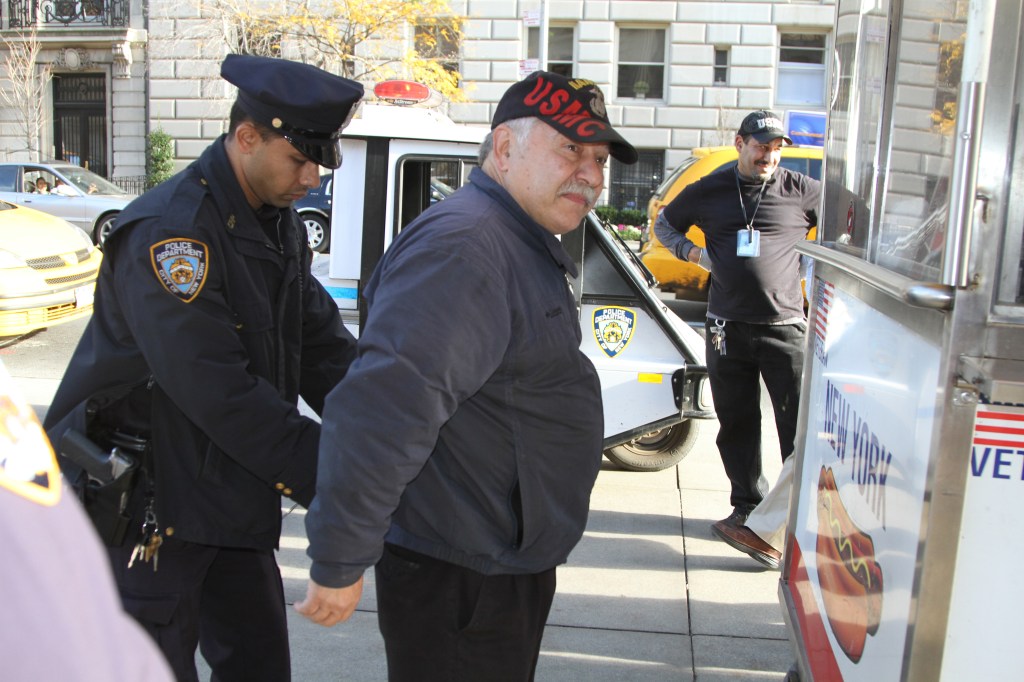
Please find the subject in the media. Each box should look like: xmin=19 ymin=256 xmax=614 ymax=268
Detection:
xmin=0 ymin=0 xmax=148 ymax=178
xmin=1 ymin=0 xmax=836 ymax=206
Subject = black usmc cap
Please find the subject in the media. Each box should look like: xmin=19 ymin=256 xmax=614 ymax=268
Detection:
xmin=221 ymin=54 xmax=364 ymax=169
xmin=492 ymin=71 xmax=638 ymax=164
xmin=737 ymin=110 xmax=793 ymax=145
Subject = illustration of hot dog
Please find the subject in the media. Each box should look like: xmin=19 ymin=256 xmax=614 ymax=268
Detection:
xmin=815 ymin=466 xmax=884 ymax=663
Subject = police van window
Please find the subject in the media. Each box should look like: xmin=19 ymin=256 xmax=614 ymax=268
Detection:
xmin=395 ymin=157 xmax=477 ymax=233
xmin=562 ymin=220 xmax=636 ymax=301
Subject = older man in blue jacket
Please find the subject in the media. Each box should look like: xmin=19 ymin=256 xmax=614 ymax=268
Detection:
xmin=298 ymin=71 xmax=638 ymax=681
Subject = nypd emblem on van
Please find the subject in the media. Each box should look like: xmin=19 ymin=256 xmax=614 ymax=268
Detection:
xmin=593 ymin=306 xmax=635 ymax=358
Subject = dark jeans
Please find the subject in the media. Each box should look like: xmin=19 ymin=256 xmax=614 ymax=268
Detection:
xmin=706 ymin=320 xmax=805 ymax=512
xmin=108 ymin=539 xmax=289 ymax=682
xmin=375 ymin=543 xmax=557 ymax=682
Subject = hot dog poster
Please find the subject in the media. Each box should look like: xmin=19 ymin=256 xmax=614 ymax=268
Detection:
xmin=789 ymin=278 xmax=940 ymax=680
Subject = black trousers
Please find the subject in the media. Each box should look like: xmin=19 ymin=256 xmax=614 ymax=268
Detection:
xmin=375 ymin=543 xmax=557 ymax=682
xmin=107 ymin=538 xmax=290 ymax=682
xmin=706 ymin=320 xmax=805 ymax=512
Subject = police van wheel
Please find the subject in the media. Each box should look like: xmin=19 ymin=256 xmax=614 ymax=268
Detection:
xmin=603 ymin=419 xmax=700 ymax=472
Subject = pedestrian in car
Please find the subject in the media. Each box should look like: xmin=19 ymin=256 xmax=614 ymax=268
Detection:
xmin=43 ymin=54 xmax=362 ymax=681
xmin=296 ymin=71 xmax=638 ymax=681
xmin=654 ymin=110 xmax=820 ymax=569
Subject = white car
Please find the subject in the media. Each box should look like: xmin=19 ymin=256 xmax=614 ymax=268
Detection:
xmin=0 ymin=162 xmax=136 ymax=246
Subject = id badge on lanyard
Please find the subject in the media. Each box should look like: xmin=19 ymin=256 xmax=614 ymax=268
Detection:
xmin=737 ymin=228 xmax=760 ymax=257
xmin=736 ymin=171 xmax=767 ymax=258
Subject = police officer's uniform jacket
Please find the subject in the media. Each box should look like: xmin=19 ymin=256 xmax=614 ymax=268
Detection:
xmin=44 ymin=136 xmax=356 ymax=550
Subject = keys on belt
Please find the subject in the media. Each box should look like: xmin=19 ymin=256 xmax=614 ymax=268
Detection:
xmin=128 ymin=498 xmax=162 ymax=571
xmin=711 ymin=319 xmax=727 ymax=356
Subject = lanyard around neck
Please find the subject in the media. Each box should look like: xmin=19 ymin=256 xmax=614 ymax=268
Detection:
xmin=735 ymin=168 xmax=769 ymax=233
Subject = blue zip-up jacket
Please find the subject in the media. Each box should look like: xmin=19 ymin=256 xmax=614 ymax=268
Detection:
xmin=306 ymin=167 xmax=604 ymax=587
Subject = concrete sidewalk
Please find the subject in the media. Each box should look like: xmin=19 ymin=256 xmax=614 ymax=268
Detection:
xmin=6 ymin=317 xmax=793 ymax=680
xmin=263 ymin=418 xmax=791 ymax=682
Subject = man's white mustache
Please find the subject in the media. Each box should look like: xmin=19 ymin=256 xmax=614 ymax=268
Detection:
xmin=559 ymin=183 xmax=598 ymax=207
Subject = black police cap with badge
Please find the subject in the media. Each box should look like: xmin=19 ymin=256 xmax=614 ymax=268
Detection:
xmin=221 ymin=54 xmax=364 ymax=169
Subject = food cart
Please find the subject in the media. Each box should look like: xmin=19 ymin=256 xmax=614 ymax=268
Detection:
xmin=780 ymin=0 xmax=1024 ymax=679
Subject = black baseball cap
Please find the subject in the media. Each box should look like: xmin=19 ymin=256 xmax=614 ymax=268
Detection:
xmin=221 ymin=54 xmax=364 ymax=169
xmin=492 ymin=71 xmax=638 ymax=164
xmin=738 ymin=110 xmax=793 ymax=145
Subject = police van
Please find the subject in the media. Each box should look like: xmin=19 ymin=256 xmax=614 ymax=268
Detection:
xmin=314 ymin=81 xmax=714 ymax=471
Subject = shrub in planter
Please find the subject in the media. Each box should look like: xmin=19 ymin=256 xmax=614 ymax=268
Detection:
xmin=147 ymin=128 xmax=175 ymax=187
xmin=594 ymin=205 xmax=619 ymax=224
xmin=619 ymin=208 xmax=647 ymax=227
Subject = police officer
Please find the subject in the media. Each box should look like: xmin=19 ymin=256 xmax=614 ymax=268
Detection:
xmin=43 ymin=55 xmax=363 ymax=681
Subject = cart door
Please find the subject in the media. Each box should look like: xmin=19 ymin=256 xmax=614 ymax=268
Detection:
xmin=781 ymin=0 xmax=1024 ymax=679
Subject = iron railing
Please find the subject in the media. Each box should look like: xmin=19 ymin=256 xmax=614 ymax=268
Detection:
xmin=6 ymin=0 xmax=130 ymax=28
xmin=111 ymin=175 xmax=151 ymax=195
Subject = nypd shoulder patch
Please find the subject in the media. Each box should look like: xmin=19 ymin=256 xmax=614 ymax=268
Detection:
xmin=593 ymin=306 xmax=636 ymax=358
xmin=150 ymin=238 xmax=210 ymax=302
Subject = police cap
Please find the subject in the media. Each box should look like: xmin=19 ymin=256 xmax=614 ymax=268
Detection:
xmin=221 ymin=54 xmax=364 ymax=169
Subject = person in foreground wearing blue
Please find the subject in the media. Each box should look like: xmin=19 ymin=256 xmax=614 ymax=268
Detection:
xmin=654 ymin=110 xmax=820 ymax=569
xmin=43 ymin=55 xmax=362 ymax=681
xmin=296 ymin=71 xmax=638 ymax=681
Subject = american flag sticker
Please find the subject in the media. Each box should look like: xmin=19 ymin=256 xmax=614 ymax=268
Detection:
xmin=972 ymin=406 xmax=1024 ymax=448
xmin=814 ymin=280 xmax=835 ymax=345
xmin=969 ymin=405 xmax=1024 ymax=480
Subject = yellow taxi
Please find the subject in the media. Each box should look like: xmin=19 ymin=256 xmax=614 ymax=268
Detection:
xmin=0 ymin=200 xmax=102 ymax=336
xmin=641 ymin=145 xmax=822 ymax=300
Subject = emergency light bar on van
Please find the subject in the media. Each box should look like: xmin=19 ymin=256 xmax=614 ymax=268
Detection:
xmin=372 ymin=80 xmax=442 ymax=108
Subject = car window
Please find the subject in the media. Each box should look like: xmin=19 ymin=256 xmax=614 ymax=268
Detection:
xmin=25 ymin=167 xmax=61 ymax=194
xmin=653 ymin=157 xmax=699 ymax=200
xmin=0 ymin=166 xmax=19 ymax=192
xmin=54 ymin=166 xmax=127 ymax=196
xmin=778 ymin=156 xmax=823 ymax=180
xmin=712 ymin=159 xmax=739 ymax=175
xmin=808 ymin=158 xmax=822 ymax=179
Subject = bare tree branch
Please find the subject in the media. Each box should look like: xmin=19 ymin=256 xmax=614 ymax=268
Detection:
xmin=0 ymin=26 xmax=53 ymax=160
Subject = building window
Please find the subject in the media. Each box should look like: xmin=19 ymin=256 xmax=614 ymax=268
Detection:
xmin=415 ymin=20 xmax=461 ymax=74
xmin=611 ymin=150 xmax=665 ymax=213
xmin=527 ymin=26 xmax=575 ymax=77
xmin=777 ymin=33 xmax=827 ymax=107
xmin=714 ymin=48 xmax=729 ymax=85
xmin=617 ymin=28 xmax=666 ymax=100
